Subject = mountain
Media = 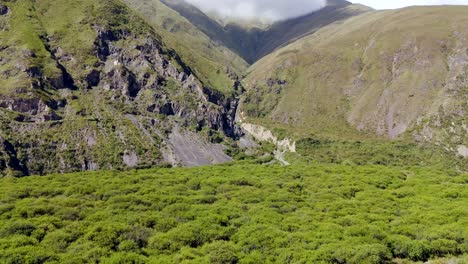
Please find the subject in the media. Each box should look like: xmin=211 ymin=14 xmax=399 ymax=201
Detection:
xmin=0 ymin=0 xmax=246 ymax=176
xmin=161 ymin=0 xmax=372 ymax=63
xmin=1 ymin=0 xmax=467 ymax=176
xmin=243 ymin=6 xmax=468 ymax=160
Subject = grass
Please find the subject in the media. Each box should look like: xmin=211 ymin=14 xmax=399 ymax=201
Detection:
xmin=0 ymin=163 xmax=466 ymax=263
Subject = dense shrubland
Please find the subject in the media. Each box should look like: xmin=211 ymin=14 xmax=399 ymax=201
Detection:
xmin=0 ymin=164 xmax=466 ymax=263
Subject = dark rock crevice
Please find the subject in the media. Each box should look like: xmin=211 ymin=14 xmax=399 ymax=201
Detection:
xmin=39 ymin=35 xmax=77 ymax=90
xmin=0 ymin=4 xmax=9 ymax=16
xmin=0 ymin=137 xmax=29 ymax=176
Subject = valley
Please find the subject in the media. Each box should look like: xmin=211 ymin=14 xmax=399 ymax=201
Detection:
xmin=0 ymin=0 xmax=467 ymax=263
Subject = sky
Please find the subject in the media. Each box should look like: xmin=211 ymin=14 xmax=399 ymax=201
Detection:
xmin=185 ymin=0 xmax=468 ymax=21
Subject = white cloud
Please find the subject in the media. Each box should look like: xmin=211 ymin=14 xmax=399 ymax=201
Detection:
xmin=184 ymin=0 xmax=468 ymax=21
xmin=185 ymin=0 xmax=327 ymax=22
xmin=351 ymin=0 xmax=468 ymax=9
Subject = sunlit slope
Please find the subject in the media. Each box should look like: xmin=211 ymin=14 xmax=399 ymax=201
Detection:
xmin=244 ymin=6 xmax=468 ymax=153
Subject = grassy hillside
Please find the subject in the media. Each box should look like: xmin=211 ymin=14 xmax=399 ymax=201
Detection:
xmin=0 ymin=164 xmax=467 ymax=263
xmin=243 ymin=6 xmax=468 ymax=157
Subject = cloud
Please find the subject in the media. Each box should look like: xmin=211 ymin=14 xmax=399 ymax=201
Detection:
xmin=185 ymin=0 xmax=327 ymax=22
xmin=351 ymin=0 xmax=468 ymax=9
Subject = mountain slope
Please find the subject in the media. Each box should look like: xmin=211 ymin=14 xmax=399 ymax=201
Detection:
xmin=161 ymin=0 xmax=372 ymax=63
xmin=122 ymin=0 xmax=248 ymax=93
xmin=243 ymin=6 xmax=468 ymax=159
xmin=0 ymin=0 xmax=244 ymax=176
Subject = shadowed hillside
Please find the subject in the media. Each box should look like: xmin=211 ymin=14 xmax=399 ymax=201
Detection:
xmin=161 ymin=0 xmax=372 ymax=63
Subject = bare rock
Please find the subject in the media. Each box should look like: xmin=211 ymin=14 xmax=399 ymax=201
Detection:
xmin=123 ymin=150 xmax=139 ymax=167
xmin=457 ymin=145 xmax=468 ymax=158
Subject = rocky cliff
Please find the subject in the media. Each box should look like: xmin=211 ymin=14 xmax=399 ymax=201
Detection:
xmin=0 ymin=0 xmax=243 ymax=176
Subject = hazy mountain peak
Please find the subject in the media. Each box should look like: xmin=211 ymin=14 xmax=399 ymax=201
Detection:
xmin=184 ymin=0 xmax=328 ymax=22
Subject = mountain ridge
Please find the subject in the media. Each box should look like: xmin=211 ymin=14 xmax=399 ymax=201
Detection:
xmin=160 ymin=0 xmax=372 ymax=63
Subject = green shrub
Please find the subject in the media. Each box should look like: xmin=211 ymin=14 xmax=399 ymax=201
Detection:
xmin=203 ymin=241 xmax=239 ymax=264
xmin=0 ymin=164 xmax=466 ymax=263
xmin=1 ymin=221 xmax=36 ymax=237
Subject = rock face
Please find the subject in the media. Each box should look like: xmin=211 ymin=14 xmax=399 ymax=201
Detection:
xmin=0 ymin=0 xmax=242 ymax=176
xmin=0 ymin=136 xmax=28 ymax=176
xmin=240 ymin=122 xmax=296 ymax=153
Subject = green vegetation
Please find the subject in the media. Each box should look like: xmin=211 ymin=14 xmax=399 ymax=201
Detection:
xmin=292 ymin=138 xmax=467 ymax=171
xmin=0 ymin=164 xmax=466 ymax=263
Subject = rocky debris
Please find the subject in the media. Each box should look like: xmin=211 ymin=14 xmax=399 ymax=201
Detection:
xmin=240 ymin=122 xmax=296 ymax=153
xmin=0 ymin=96 xmax=63 ymax=122
xmin=82 ymin=159 xmax=100 ymax=171
xmin=94 ymin=27 xmax=119 ymax=61
xmin=266 ymin=78 xmax=287 ymax=87
xmin=239 ymin=135 xmax=258 ymax=148
xmin=147 ymin=101 xmax=174 ymax=115
xmin=164 ymin=127 xmax=232 ymax=167
xmin=102 ymin=62 xmax=140 ymax=98
xmin=85 ymin=132 xmax=97 ymax=147
xmin=0 ymin=97 xmax=45 ymax=115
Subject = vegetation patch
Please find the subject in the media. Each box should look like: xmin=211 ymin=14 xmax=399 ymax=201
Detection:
xmin=0 ymin=164 xmax=466 ymax=263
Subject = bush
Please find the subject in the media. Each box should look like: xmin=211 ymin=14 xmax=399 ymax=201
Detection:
xmin=204 ymin=241 xmax=238 ymax=264
xmin=0 ymin=164 xmax=466 ymax=263
xmin=388 ymin=235 xmax=430 ymax=261
xmin=1 ymin=221 xmax=36 ymax=237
